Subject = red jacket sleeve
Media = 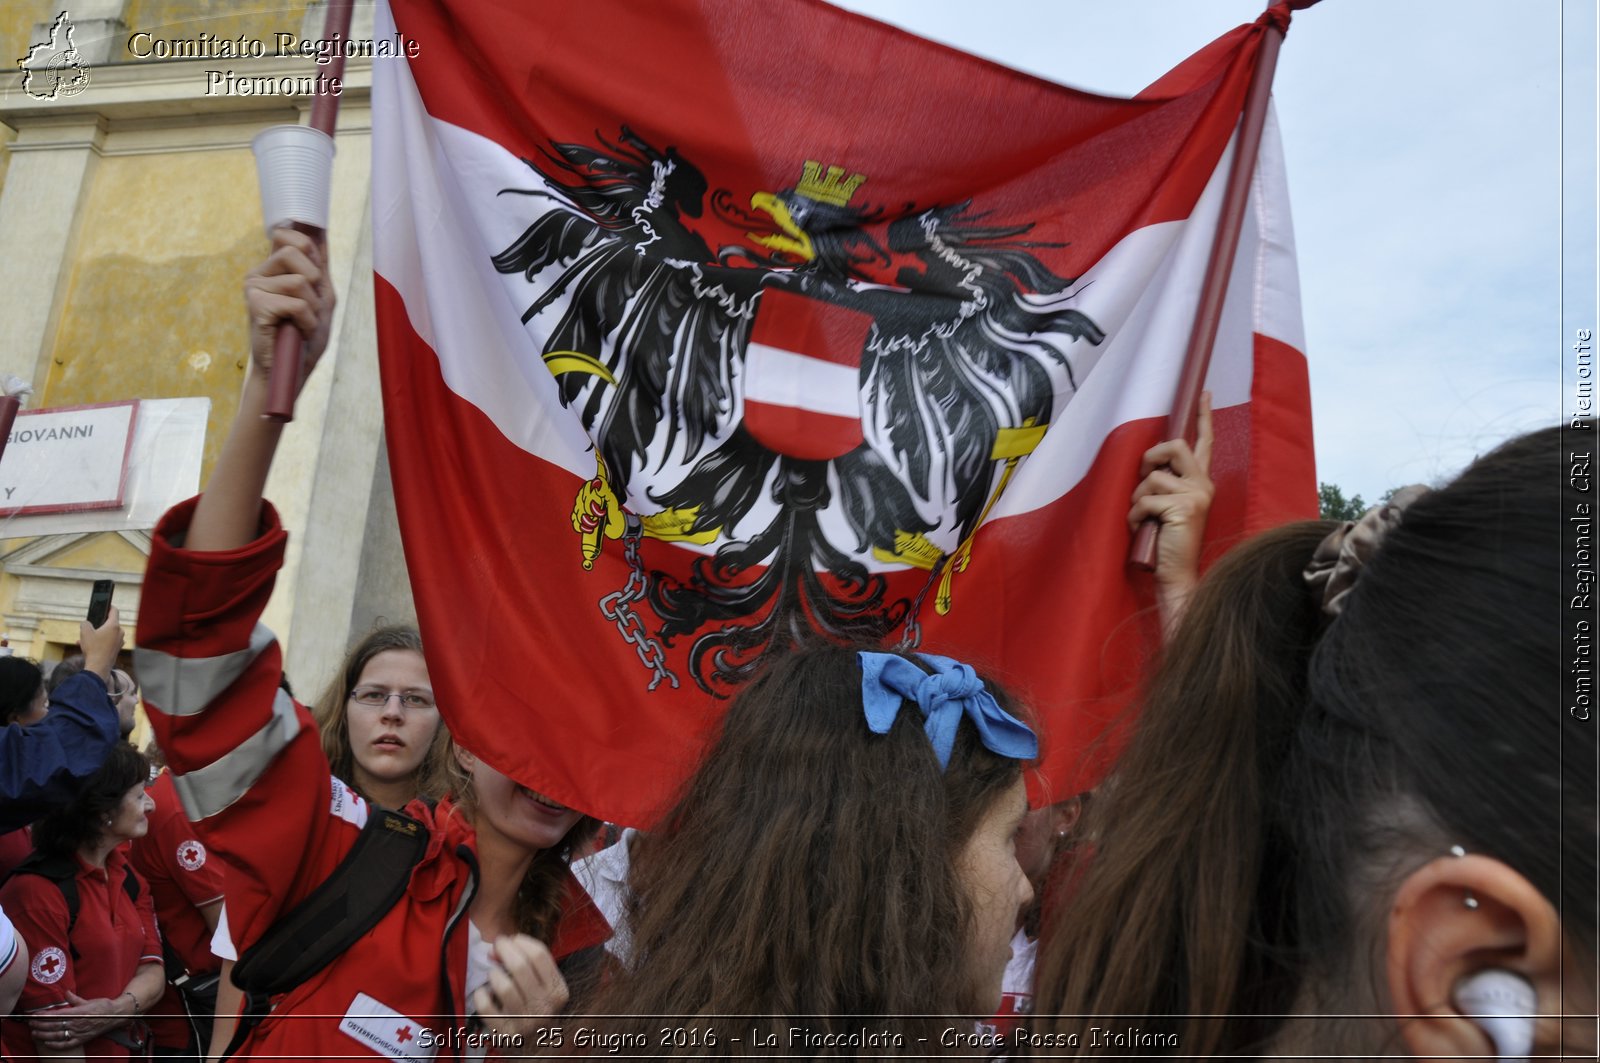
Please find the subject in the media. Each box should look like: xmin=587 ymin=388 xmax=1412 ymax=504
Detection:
xmin=135 ymin=496 xmax=368 ymax=958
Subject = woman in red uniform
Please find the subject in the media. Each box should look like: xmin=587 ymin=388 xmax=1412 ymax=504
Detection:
xmin=135 ymin=230 xmax=606 ymax=1061
xmin=313 ymin=626 xmax=448 ymax=810
xmin=0 ymin=742 xmax=163 ymax=1061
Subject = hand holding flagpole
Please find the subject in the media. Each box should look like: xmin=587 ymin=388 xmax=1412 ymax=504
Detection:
xmin=1128 ymin=391 xmax=1215 ymax=632
xmin=256 ymin=0 xmax=354 ymax=423
xmin=1129 ymin=0 xmax=1317 ymax=569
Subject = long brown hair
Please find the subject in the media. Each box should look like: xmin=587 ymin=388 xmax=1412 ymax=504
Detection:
xmin=1030 ymin=424 xmax=1598 ymax=1054
xmin=1029 ymin=521 xmax=1327 ymax=1053
xmin=437 ymin=736 xmax=601 ymax=944
xmin=311 ymin=625 xmax=447 ymax=804
xmin=578 ymin=645 xmax=1027 ymax=1055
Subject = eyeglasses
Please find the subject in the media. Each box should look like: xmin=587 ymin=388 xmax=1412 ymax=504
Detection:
xmin=348 ymin=688 xmax=436 ymax=710
xmin=109 ymin=678 xmax=139 ymax=700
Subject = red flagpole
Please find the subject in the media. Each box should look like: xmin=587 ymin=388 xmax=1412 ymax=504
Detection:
xmin=0 ymin=394 xmax=19 ymax=467
xmin=263 ymin=0 xmax=355 ymax=423
xmin=1128 ymin=1 xmax=1313 ymax=569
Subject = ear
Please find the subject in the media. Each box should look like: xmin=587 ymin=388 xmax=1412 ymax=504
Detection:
xmin=453 ymin=745 xmax=478 ymax=774
xmin=1054 ymin=795 xmax=1085 ymax=835
xmin=1387 ymin=853 xmax=1563 ymax=1060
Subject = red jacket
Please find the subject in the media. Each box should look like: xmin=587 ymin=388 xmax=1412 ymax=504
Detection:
xmin=136 ymin=497 xmax=607 ymax=1061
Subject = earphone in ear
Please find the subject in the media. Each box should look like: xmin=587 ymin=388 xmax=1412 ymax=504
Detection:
xmin=1453 ymin=968 xmax=1535 ymax=1062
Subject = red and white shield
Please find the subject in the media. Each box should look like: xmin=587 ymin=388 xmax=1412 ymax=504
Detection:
xmin=742 ymin=287 xmax=872 ymax=461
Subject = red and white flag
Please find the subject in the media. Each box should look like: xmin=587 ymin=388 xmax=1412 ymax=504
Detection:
xmin=371 ymin=0 xmax=1316 ymax=826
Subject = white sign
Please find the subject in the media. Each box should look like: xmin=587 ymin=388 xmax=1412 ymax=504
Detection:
xmin=0 ymin=401 xmax=137 ymax=516
xmin=0 ymin=398 xmax=210 ymax=537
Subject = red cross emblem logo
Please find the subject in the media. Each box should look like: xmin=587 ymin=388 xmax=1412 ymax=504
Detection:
xmin=176 ymin=838 xmax=207 ymax=871
xmin=31 ymin=946 xmax=67 ymax=984
xmin=394 ymin=1025 xmax=413 ymax=1044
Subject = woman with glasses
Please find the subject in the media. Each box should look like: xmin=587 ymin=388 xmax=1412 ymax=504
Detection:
xmin=311 ymin=627 xmax=447 ymax=810
xmin=134 ymin=230 xmax=607 ymax=1060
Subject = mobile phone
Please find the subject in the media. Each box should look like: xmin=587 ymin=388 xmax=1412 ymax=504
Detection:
xmin=87 ymin=579 xmax=115 ymax=627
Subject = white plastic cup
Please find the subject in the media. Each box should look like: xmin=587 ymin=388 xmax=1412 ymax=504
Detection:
xmin=251 ymin=125 xmax=336 ymax=234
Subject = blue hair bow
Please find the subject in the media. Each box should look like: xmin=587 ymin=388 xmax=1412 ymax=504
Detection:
xmin=857 ymin=651 xmax=1038 ymax=770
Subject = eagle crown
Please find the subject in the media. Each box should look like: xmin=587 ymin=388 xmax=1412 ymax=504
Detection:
xmin=797 ymin=160 xmax=867 ymax=207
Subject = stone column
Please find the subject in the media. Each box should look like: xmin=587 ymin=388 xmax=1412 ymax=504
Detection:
xmin=0 ymin=114 xmax=104 ymax=392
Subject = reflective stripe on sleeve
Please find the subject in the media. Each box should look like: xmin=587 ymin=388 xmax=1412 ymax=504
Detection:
xmin=171 ymin=688 xmax=302 ymax=820
xmin=134 ymin=624 xmax=276 ymax=717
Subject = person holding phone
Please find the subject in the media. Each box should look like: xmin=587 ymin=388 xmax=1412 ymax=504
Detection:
xmin=0 ymin=611 xmax=125 ymax=833
xmin=133 ymin=230 xmax=606 ymax=1060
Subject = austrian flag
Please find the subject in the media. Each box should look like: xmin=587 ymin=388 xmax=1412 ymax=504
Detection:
xmin=371 ymin=0 xmax=1317 ymax=826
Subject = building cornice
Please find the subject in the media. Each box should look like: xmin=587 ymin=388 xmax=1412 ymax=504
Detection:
xmin=1 ymin=56 xmax=373 ymax=143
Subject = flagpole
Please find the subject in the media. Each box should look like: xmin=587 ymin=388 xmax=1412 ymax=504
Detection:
xmin=263 ymin=0 xmax=355 ymax=423
xmin=1128 ymin=0 xmax=1315 ymax=570
xmin=0 ymin=395 xmax=18 ymax=467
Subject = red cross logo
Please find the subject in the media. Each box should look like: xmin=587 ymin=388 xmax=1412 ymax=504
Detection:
xmin=31 ymin=946 xmax=67 ymax=984
xmin=176 ymin=838 xmax=207 ymax=871
xmin=395 ymin=1026 xmax=413 ymax=1044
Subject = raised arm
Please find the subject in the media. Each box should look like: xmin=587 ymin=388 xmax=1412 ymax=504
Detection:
xmin=136 ymin=230 xmax=358 ymax=958
xmin=187 ymin=229 xmax=333 ymax=552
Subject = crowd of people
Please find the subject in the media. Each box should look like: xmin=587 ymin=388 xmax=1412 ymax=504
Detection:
xmin=0 ymin=227 xmax=1590 ymax=1062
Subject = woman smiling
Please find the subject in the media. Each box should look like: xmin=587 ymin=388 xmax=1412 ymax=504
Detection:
xmin=0 ymin=744 xmax=163 ymax=1061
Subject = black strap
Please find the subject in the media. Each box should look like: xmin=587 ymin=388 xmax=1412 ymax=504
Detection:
xmin=220 ymin=806 xmax=431 ymax=1061
xmin=2 ymin=851 xmax=140 ymax=961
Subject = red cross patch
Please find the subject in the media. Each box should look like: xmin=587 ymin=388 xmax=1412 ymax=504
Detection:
xmin=176 ymin=838 xmax=207 ymax=871
xmin=31 ymin=946 xmax=67 ymax=985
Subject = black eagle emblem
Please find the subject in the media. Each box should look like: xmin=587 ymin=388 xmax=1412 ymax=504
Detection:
xmin=492 ymin=127 xmax=1105 ymax=694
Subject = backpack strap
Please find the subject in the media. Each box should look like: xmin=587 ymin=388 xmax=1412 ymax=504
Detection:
xmin=1 ymin=852 xmax=140 ymax=962
xmin=220 ymin=804 xmax=432 ymax=1061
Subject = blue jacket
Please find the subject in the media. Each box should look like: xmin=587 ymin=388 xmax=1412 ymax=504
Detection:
xmin=0 ymin=671 xmax=119 ymax=831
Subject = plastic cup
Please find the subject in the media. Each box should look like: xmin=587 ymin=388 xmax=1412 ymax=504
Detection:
xmin=251 ymin=125 xmax=336 ymax=234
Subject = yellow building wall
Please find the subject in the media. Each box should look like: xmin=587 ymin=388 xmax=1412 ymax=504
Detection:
xmin=41 ymin=150 xmax=263 ymax=479
xmin=45 ymin=535 xmax=147 ymax=574
xmin=122 ymin=0 xmax=312 ymax=57
xmin=0 ymin=8 xmax=43 ymax=95
xmin=0 ymin=0 xmax=313 ymax=230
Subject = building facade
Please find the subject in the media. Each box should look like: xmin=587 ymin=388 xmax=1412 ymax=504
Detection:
xmin=0 ymin=0 xmax=413 ymax=716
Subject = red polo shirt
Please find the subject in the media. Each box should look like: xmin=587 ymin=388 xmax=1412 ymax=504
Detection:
xmin=129 ymin=769 xmax=227 ymax=1048
xmin=0 ymin=848 xmax=162 ymax=1060
xmin=128 ymin=771 xmax=224 ymax=974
